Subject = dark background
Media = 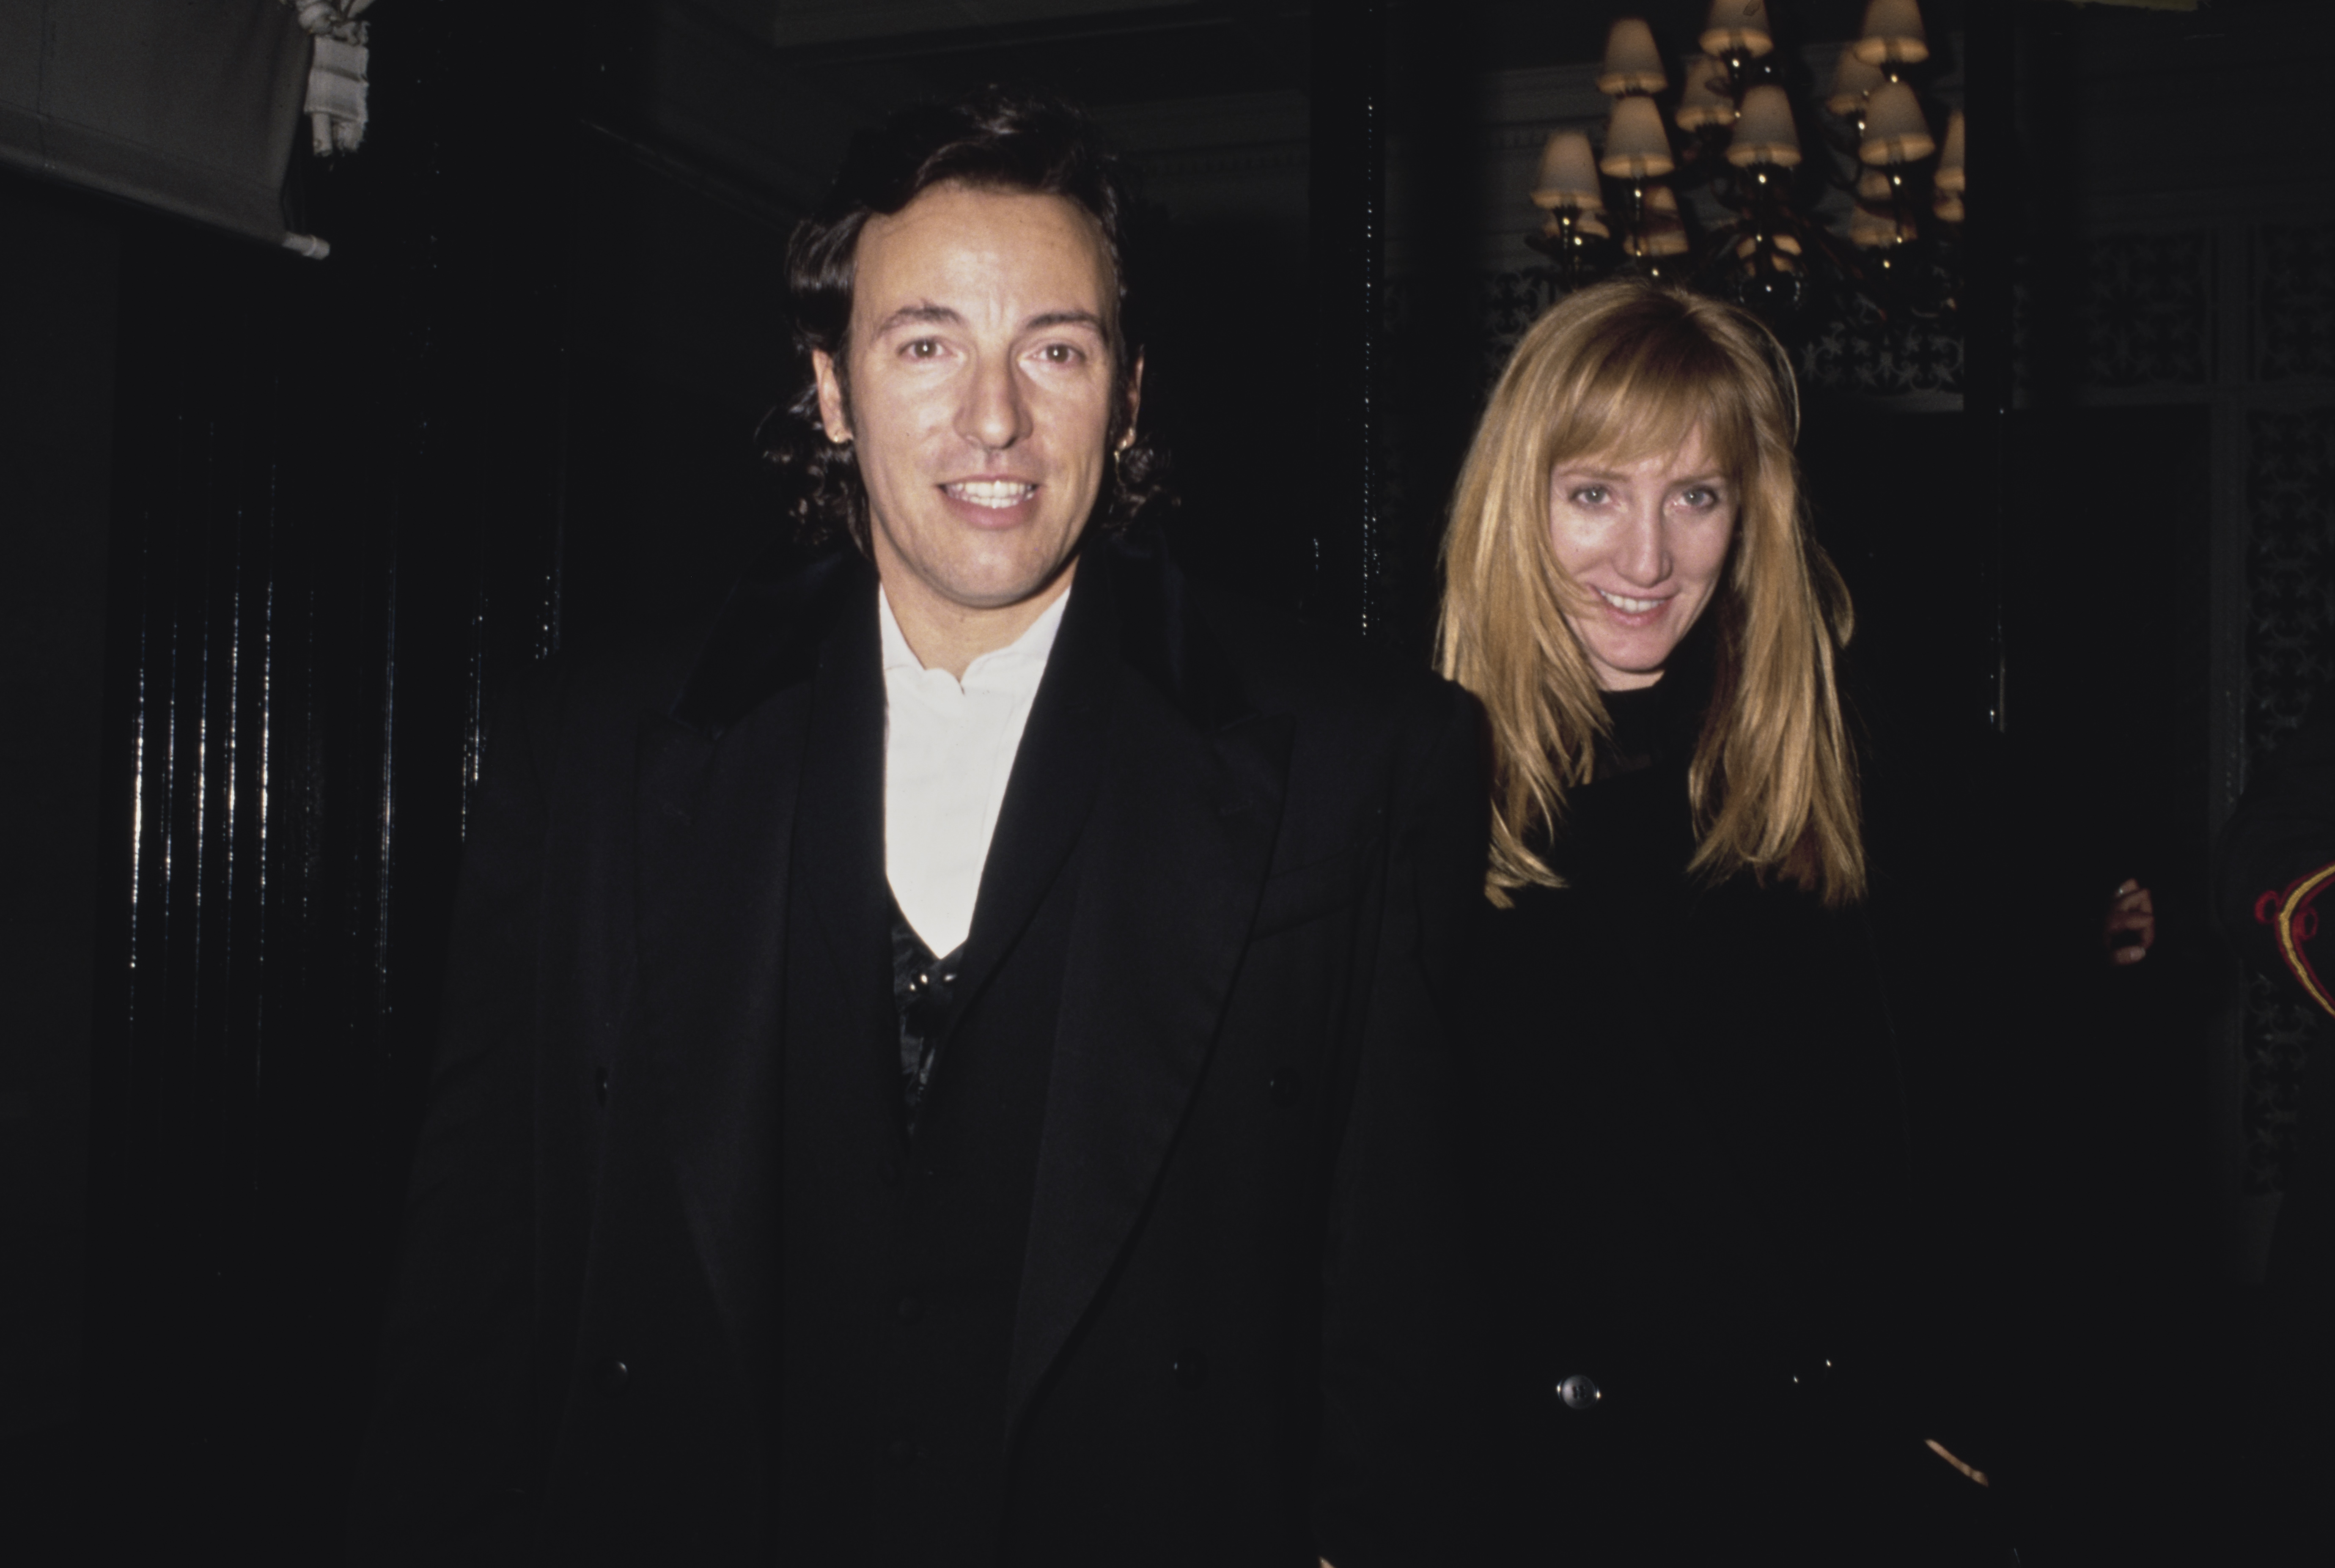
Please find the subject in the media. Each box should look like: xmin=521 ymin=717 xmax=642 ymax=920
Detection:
xmin=1 ymin=1 xmax=2327 ymax=1561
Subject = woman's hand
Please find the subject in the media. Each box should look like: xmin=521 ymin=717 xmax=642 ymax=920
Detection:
xmin=2104 ymin=878 xmax=2156 ymax=965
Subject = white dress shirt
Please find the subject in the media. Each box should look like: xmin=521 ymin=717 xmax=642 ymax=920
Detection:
xmin=880 ymin=584 xmax=1068 ymax=957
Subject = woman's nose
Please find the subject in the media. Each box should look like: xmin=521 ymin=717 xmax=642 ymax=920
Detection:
xmin=1613 ymin=504 xmax=1669 ymax=585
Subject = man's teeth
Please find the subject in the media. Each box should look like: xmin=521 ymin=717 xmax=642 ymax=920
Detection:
xmin=948 ymin=481 xmax=1036 ymax=508
xmin=1598 ymin=588 xmax=1663 ymax=613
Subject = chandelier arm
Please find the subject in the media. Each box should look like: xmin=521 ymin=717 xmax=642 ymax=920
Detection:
xmin=1775 ymin=206 xmax=1897 ymax=319
xmin=1812 ymin=120 xmax=1866 ymax=163
xmin=1686 ymin=214 xmax=1757 ymax=294
xmin=1815 ymin=161 xmax=1865 ymax=198
xmin=1670 ymin=138 xmax=1723 ymax=194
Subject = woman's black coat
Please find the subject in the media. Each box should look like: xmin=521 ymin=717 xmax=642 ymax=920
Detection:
xmin=1461 ymin=674 xmax=1923 ymax=1559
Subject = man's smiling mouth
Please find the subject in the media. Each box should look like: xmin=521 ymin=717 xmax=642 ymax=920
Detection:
xmin=944 ymin=480 xmax=1038 ymax=509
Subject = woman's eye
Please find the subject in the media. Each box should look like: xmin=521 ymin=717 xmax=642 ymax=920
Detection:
xmin=1678 ymin=486 xmax=1721 ymax=509
xmin=1571 ymin=486 xmax=1607 ymax=505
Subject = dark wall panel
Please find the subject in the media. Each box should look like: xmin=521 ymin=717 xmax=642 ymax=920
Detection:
xmin=0 ymin=176 xmax=119 ymax=1442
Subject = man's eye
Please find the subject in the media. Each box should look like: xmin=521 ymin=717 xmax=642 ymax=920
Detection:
xmin=1037 ymin=342 xmax=1081 ymax=365
xmin=906 ymin=339 xmax=942 ymax=359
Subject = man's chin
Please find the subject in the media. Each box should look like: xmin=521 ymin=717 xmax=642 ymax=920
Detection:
xmin=922 ymin=544 xmax=1085 ymax=615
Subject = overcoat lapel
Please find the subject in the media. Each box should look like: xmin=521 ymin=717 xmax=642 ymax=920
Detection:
xmin=1004 ymin=542 xmax=1294 ymax=1431
xmin=789 ymin=580 xmax=898 ymax=1138
xmin=625 ymin=553 xmax=865 ymax=1399
xmin=942 ymin=560 xmax=1116 ymax=1049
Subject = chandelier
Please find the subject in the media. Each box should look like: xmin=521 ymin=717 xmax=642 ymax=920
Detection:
xmin=1526 ymin=0 xmax=1964 ymax=336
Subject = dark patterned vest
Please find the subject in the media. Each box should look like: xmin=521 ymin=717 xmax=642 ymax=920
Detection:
xmin=889 ymin=893 xmax=966 ymax=1136
xmin=774 ymin=846 xmax=1080 ymax=1567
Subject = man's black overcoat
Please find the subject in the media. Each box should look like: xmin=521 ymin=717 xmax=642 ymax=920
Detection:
xmin=348 ymin=536 xmax=1486 ymax=1567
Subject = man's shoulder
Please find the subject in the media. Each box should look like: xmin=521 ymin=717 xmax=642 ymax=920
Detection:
xmin=502 ymin=550 xmax=869 ymax=744
xmin=1178 ymin=570 xmax=1473 ymax=743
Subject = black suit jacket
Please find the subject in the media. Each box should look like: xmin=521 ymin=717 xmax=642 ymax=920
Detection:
xmin=349 ymin=536 xmax=1487 ymax=1567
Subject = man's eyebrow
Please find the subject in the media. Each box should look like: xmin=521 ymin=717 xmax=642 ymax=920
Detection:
xmin=867 ymin=305 xmax=1107 ymax=338
xmin=1023 ymin=308 xmax=1107 ymax=335
xmin=870 ymin=302 xmax=963 ymax=335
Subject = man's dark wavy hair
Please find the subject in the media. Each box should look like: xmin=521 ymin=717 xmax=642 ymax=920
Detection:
xmin=764 ymin=86 xmax=1170 ymax=552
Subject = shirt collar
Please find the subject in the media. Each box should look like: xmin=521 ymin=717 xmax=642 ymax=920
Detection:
xmin=877 ymin=581 xmax=1071 ymax=692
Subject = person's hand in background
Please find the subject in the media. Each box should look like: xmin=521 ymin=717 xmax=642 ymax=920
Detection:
xmin=2104 ymin=878 xmax=2155 ymax=965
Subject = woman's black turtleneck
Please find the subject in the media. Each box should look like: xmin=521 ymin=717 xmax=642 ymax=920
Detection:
xmin=1591 ymin=681 xmax=1660 ymax=774
xmin=1461 ymin=649 xmax=1914 ymax=1559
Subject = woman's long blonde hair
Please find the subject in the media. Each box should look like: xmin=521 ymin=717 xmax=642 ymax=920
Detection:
xmin=1436 ymin=278 xmax=1865 ymax=908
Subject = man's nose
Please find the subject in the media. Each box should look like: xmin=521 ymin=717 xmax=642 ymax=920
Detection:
xmin=959 ymin=352 xmax=1030 ymax=453
xmin=1613 ymin=503 xmax=1670 ymax=585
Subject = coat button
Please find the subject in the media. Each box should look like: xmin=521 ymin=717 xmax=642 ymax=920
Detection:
xmin=599 ymin=1358 xmax=629 ymax=1395
xmin=896 ymin=1294 xmax=923 ymax=1325
xmin=878 ymin=1159 xmax=900 ymax=1186
xmin=1555 ymin=1373 xmax=1601 ymax=1411
xmin=595 ymin=1066 xmax=609 ymax=1107
xmin=1170 ymin=1349 xmax=1208 ymax=1390
xmin=1268 ymin=1069 xmax=1302 ymax=1108
xmin=886 ymin=1437 xmax=915 ymax=1466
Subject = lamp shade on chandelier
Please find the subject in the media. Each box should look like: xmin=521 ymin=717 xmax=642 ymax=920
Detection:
xmin=1934 ymin=109 xmax=1966 ymax=193
xmin=1601 ymin=95 xmax=1677 ymax=179
xmin=1597 ymin=19 xmax=1668 ymax=95
xmin=1700 ymin=0 xmax=1775 ymax=59
xmin=1859 ymin=81 xmax=1937 ymax=165
xmin=1728 ymin=85 xmax=1802 ymax=168
xmin=1853 ymin=0 xmax=1930 ymax=67
xmin=1676 ymin=57 xmax=1737 ymax=131
xmin=1533 ymin=130 xmax=1605 ymax=210
xmin=1827 ymin=50 xmax=1886 ymax=117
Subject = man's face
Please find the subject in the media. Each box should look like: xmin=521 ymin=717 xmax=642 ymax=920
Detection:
xmin=814 ymin=182 xmax=1134 ymax=618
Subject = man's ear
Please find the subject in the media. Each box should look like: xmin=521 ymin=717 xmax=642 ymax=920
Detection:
xmin=812 ymin=348 xmax=852 ymax=443
xmin=1123 ymin=350 xmax=1145 ymax=438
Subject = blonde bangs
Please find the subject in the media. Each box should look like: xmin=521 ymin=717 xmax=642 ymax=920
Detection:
xmin=1540 ymin=326 xmax=1754 ymax=486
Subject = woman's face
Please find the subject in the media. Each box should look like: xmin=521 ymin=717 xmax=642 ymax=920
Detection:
xmin=1547 ymin=422 xmax=1736 ymax=691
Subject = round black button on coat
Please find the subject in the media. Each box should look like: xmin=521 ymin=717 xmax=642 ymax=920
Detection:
xmin=1170 ymin=1349 xmax=1208 ymax=1390
xmin=896 ymin=1294 xmax=923 ymax=1325
xmin=1268 ymin=1070 xmax=1302 ymax=1108
xmin=598 ymin=1358 xmax=629 ymax=1395
xmin=878 ymin=1159 xmax=900 ymax=1187
xmin=886 ymin=1437 xmax=916 ymax=1466
xmin=1555 ymin=1373 xmax=1601 ymax=1411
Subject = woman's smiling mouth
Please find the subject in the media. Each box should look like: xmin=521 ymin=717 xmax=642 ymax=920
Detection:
xmin=1596 ymin=587 xmax=1669 ymax=615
